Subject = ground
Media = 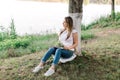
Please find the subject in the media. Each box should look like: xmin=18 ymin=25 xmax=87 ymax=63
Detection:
xmin=0 ymin=27 xmax=120 ymax=80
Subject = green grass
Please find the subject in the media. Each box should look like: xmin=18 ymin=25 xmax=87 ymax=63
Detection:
xmin=81 ymin=28 xmax=120 ymax=80
xmin=0 ymin=27 xmax=120 ymax=80
xmin=81 ymin=30 xmax=95 ymax=40
xmin=81 ymin=12 xmax=120 ymax=30
xmin=0 ymin=34 xmax=58 ymax=59
xmin=27 ymin=34 xmax=58 ymax=53
xmin=0 ymin=32 xmax=95 ymax=59
xmin=0 ymin=12 xmax=120 ymax=80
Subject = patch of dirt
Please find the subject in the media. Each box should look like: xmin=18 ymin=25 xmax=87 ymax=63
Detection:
xmin=96 ymin=28 xmax=120 ymax=37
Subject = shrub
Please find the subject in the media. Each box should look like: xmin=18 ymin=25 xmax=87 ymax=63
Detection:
xmin=115 ymin=12 xmax=120 ymax=21
xmin=0 ymin=37 xmax=31 ymax=51
xmin=82 ymin=12 xmax=120 ymax=30
xmin=9 ymin=19 xmax=17 ymax=39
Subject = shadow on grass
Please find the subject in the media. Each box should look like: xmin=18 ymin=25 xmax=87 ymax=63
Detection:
xmin=43 ymin=55 xmax=107 ymax=80
xmin=49 ymin=55 xmax=119 ymax=80
xmin=58 ymin=56 xmax=102 ymax=80
xmin=1 ymin=55 xmax=118 ymax=80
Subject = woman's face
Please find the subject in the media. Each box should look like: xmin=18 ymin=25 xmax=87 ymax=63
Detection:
xmin=63 ymin=20 xmax=68 ymax=28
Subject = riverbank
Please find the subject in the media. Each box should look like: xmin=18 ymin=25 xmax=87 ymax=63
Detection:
xmin=0 ymin=25 xmax=120 ymax=80
xmin=0 ymin=12 xmax=120 ymax=79
xmin=20 ymin=0 xmax=120 ymax=4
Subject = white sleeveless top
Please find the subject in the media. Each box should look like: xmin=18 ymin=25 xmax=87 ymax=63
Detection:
xmin=59 ymin=29 xmax=77 ymax=51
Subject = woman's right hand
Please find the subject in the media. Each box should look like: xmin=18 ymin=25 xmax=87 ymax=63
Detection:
xmin=64 ymin=46 xmax=71 ymax=50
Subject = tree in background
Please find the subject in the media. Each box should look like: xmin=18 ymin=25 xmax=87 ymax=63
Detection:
xmin=69 ymin=0 xmax=83 ymax=55
xmin=111 ymin=0 xmax=115 ymax=19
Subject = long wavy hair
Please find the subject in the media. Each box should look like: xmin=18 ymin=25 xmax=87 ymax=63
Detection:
xmin=60 ymin=16 xmax=73 ymax=40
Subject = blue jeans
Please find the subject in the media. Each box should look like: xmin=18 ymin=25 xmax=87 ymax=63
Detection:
xmin=41 ymin=47 xmax=74 ymax=65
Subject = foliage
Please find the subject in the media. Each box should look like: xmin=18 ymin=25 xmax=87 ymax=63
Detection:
xmin=0 ymin=37 xmax=31 ymax=51
xmin=9 ymin=19 xmax=17 ymax=39
xmin=0 ymin=33 xmax=120 ymax=79
xmin=115 ymin=12 xmax=120 ymax=21
xmin=0 ymin=19 xmax=17 ymax=41
xmin=0 ymin=19 xmax=33 ymax=58
xmin=0 ymin=14 xmax=120 ymax=80
xmin=1 ymin=12 xmax=120 ymax=59
xmin=27 ymin=34 xmax=58 ymax=53
xmin=81 ymin=24 xmax=86 ymax=30
xmin=81 ymin=12 xmax=120 ymax=30
xmin=0 ymin=26 xmax=9 ymax=41
xmin=0 ymin=31 xmax=95 ymax=58
xmin=81 ymin=30 xmax=95 ymax=40
xmin=0 ymin=34 xmax=58 ymax=58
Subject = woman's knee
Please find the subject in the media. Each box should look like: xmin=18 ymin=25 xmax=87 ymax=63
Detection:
xmin=48 ymin=47 xmax=57 ymax=53
xmin=55 ymin=48 xmax=62 ymax=54
xmin=49 ymin=47 xmax=56 ymax=50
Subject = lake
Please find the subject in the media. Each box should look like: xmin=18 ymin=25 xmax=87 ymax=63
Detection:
xmin=0 ymin=0 xmax=120 ymax=35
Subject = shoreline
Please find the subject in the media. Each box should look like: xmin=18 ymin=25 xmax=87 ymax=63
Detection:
xmin=18 ymin=0 xmax=120 ymax=4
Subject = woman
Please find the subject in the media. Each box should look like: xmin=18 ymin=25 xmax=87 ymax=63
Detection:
xmin=33 ymin=16 xmax=78 ymax=76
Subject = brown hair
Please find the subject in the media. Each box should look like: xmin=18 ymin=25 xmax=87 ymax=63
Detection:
xmin=60 ymin=16 xmax=73 ymax=40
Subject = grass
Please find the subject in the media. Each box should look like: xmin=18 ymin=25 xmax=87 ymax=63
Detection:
xmin=27 ymin=34 xmax=58 ymax=52
xmin=81 ymin=12 xmax=120 ymax=30
xmin=0 ymin=13 xmax=120 ymax=80
xmin=81 ymin=30 xmax=95 ymax=40
xmin=0 ymin=34 xmax=58 ymax=59
xmin=0 ymin=32 xmax=95 ymax=59
xmin=0 ymin=27 xmax=120 ymax=80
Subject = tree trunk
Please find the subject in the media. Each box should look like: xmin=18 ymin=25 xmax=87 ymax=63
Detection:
xmin=69 ymin=0 xmax=83 ymax=56
xmin=111 ymin=0 xmax=115 ymax=19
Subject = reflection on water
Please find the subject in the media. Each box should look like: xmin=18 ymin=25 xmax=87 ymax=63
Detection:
xmin=0 ymin=0 xmax=120 ymax=35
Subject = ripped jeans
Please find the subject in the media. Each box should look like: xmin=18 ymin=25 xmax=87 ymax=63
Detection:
xmin=41 ymin=47 xmax=74 ymax=65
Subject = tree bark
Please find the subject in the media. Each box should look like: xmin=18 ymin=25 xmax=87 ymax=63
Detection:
xmin=111 ymin=0 xmax=115 ymax=19
xmin=69 ymin=0 xmax=83 ymax=13
xmin=69 ymin=0 xmax=83 ymax=56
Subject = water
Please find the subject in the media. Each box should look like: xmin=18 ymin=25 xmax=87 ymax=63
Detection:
xmin=0 ymin=0 xmax=120 ymax=35
xmin=82 ymin=4 xmax=120 ymax=25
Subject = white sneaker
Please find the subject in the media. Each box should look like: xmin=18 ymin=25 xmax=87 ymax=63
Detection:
xmin=44 ymin=68 xmax=55 ymax=76
xmin=32 ymin=65 xmax=43 ymax=73
xmin=60 ymin=54 xmax=76 ymax=63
